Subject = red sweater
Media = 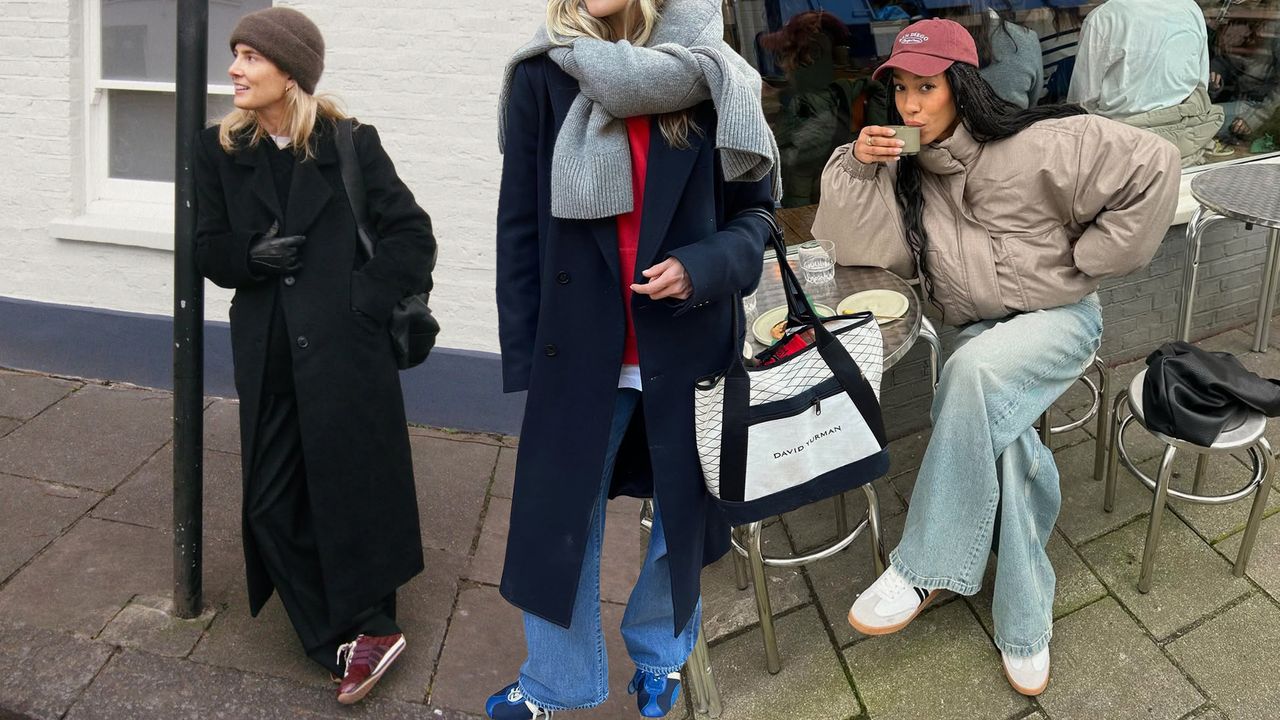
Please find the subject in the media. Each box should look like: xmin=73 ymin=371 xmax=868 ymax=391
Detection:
xmin=617 ymin=115 xmax=651 ymax=366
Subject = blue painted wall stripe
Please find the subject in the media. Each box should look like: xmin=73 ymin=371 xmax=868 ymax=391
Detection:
xmin=0 ymin=297 xmax=526 ymax=436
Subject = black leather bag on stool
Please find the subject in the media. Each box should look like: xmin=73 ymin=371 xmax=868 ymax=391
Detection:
xmin=693 ymin=209 xmax=890 ymax=525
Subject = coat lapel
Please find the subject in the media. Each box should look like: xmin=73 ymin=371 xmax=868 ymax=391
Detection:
xmin=235 ymin=142 xmax=282 ymax=226
xmin=284 ymin=132 xmax=335 ymax=236
xmin=636 ymin=118 xmax=703 ymax=273
xmin=546 ymin=65 xmax=622 ymax=281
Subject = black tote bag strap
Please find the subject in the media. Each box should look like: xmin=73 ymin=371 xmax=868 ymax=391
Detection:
xmin=812 ymin=321 xmax=889 ymax=447
xmin=736 ymin=207 xmax=821 ymax=326
xmin=334 ymin=118 xmax=377 ymax=261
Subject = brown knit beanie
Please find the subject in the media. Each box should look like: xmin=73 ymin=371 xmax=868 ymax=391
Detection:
xmin=229 ymin=7 xmax=325 ymax=94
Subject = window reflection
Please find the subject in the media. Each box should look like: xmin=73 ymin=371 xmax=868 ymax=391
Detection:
xmin=725 ymin=0 xmax=1280 ymax=215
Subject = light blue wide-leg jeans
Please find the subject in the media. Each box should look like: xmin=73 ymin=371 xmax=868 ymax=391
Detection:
xmin=890 ymin=294 xmax=1102 ymax=656
xmin=518 ymin=388 xmax=701 ymax=711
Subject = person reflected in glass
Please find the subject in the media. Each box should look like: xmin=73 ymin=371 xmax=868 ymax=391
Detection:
xmin=761 ymin=10 xmax=874 ymax=207
xmin=973 ymin=0 xmax=1044 ymax=110
xmin=193 ymin=7 xmax=436 ymax=705
xmin=489 ymin=0 xmax=778 ymax=717
xmin=1067 ymin=0 xmax=1224 ymax=166
xmin=812 ymin=18 xmax=1180 ymax=696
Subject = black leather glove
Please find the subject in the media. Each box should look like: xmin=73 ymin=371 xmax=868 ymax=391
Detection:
xmin=248 ymin=233 xmax=306 ymax=276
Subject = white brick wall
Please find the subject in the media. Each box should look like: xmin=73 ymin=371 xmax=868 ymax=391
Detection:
xmin=0 ymin=0 xmax=545 ymax=354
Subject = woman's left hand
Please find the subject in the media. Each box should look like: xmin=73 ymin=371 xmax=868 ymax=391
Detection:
xmin=632 ymin=257 xmax=692 ymax=301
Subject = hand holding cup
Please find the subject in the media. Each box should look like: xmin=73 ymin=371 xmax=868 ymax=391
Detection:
xmin=852 ymin=125 xmax=919 ymax=164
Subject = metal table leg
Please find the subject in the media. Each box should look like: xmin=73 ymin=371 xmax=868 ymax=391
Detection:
xmin=1254 ymin=228 xmax=1280 ymax=352
xmin=1178 ymin=207 xmax=1228 ymax=341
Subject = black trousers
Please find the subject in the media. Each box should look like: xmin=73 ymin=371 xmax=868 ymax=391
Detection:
xmin=248 ymin=391 xmax=400 ymax=675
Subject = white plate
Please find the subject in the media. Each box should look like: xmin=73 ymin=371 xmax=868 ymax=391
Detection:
xmin=837 ymin=290 xmax=909 ymax=324
xmin=751 ymin=303 xmax=835 ymax=345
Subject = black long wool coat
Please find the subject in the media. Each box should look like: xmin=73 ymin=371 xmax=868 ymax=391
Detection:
xmin=195 ymin=120 xmax=434 ymax=623
xmin=497 ymin=57 xmax=774 ymax=634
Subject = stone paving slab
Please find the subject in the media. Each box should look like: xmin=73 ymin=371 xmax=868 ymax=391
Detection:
xmin=62 ymin=649 xmax=461 ymax=720
xmin=97 ymin=594 xmax=216 ymax=659
xmin=191 ymin=547 xmax=466 ymax=706
xmin=1055 ymin=441 xmax=1155 ymax=545
xmin=0 ymin=384 xmax=170 ymax=491
xmin=430 ymin=583 xmax=661 ymax=720
xmin=1037 ymin=597 xmax=1202 ymax=720
xmin=0 ymin=473 xmax=100 ymax=584
xmin=492 ymin=446 xmax=516 ymax=499
xmin=711 ymin=606 xmax=859 ymax=720
xmin=0 ymin=370 xmax=79 ymax=421
xmin=0 ymin=518 xmax=169 ymax=637
xmin=701 ymin=522 xmax=809 ymax=644
xmin=1078 ymin=512 xmax=1252 ymax=640
xmin=203 ymin=399 xmax=241 ymax=455
xmin=887 ymin=430 xmax=931 ymax=480
xmin=966 ymin=529 xmax=1108 ymax=640
xmin=0 ymin=621 xmax=114 ymax=720
xmin=410 ymin=434 xmax=497 ymax=556
xmin=90 ymin=445 xmax=241 ymax=541
xmin=1216 ymin=512 xmax=1280 ymax=600
xmin=1167 ymin=594 xmax=1280 ymax=720
xmin=467 ymin=494 xmax=646 ymax=606
xmin=843 ymin=600 xmax=1028 ymax=720
xmin=0 ymin=417 xmax=18 ymax=439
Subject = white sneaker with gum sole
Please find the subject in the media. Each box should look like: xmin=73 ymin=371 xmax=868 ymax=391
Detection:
xmin=847 ymin=565 xmax=941 ymax=635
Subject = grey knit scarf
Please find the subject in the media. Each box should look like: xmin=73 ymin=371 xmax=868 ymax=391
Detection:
xmin=498 ymin=0 xmax=780 ymax=219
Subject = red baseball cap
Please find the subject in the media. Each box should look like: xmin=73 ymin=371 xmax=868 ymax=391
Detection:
xmin=872 ymin=19 xmax=979 ymax=81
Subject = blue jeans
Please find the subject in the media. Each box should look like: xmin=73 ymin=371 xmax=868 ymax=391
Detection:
xmin=518 ymin=388 xmax=701 ymax=711
xmin=890 ymin=295 xmax=1103 ymax=657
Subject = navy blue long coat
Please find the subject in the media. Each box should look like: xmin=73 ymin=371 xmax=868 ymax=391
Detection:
xmin=497 ymin=56 xmax=774 ymax=634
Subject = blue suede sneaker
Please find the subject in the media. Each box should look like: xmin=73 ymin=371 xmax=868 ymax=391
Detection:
xmin=485 ymin=682 xmax=554 ymax=719
xmin=627 ymin=669 xmax=682 ymax=718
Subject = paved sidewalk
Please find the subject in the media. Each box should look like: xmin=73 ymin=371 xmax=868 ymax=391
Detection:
xmin=2 ymin=325 xmax=1279 ymax=719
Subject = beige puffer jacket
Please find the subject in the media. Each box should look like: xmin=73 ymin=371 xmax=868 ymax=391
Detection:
xmin=811 ymin=114 xmax=1181 ymax=326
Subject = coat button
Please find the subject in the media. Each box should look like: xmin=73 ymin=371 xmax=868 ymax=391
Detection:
xmin=544 ymin=344 xmax=558 ymax=357
xmin=556 ymin=271 xmax=571 ymax=285
xmin=296 ymin=336 xmax=309 ymax=349
xmin=283 ymin=275 xmax=295 ymax=286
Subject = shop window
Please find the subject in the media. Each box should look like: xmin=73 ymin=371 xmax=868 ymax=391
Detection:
xmin=722 ymin=0 xmax=1279 ymax=235
xmin=86 ymin=0 xmax=268 ymax=202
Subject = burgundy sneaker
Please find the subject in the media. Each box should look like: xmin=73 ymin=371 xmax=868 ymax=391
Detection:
xmin=335 ymin=633 xmax=406 ymax=704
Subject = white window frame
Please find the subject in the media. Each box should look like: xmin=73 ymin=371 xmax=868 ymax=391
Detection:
xmin=82 ymin=0 xmax=235 ymax=207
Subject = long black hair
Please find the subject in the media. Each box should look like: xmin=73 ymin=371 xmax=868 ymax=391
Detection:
xmin=891 ymin=62 xmax=1087 ymax=312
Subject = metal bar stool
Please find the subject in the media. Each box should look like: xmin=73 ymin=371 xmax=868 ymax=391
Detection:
xmin=1176 ymin=164 xmax=1280 ymax=351
xmin=1103 ymin=369 xmax=1274 ymax=592
xmin=639 ymin=501 xmax=722 ymax=718
xmin=726 ymin=485 xmax=888 ymax=674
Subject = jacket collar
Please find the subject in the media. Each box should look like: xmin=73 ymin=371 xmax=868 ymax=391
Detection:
xmin=918 ymin=122 xmax=982 ymax=176
xmin=232 ymin=123 xmax=336 ymax=233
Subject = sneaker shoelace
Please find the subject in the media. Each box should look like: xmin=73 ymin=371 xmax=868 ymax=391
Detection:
xmin=335 ymin=635 xmax=378 ymax=676
xmin=879 ymin=568 xmax=912 ymax=600
xmin=505 ymin=685 xmax=554 ymax=718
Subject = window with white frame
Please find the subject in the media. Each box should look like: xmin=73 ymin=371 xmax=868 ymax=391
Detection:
xmin=87 ymin=0 xmax=270 ymax=204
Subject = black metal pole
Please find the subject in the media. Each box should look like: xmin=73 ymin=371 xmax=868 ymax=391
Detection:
xmin=173 ymin=0 xmax=208 ymax=619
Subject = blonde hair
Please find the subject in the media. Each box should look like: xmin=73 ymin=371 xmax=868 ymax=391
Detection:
xmin=218 ymin=85 xmax=347 ymax=158
xmin=545 ymin=0 xmax=697 ymax=149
